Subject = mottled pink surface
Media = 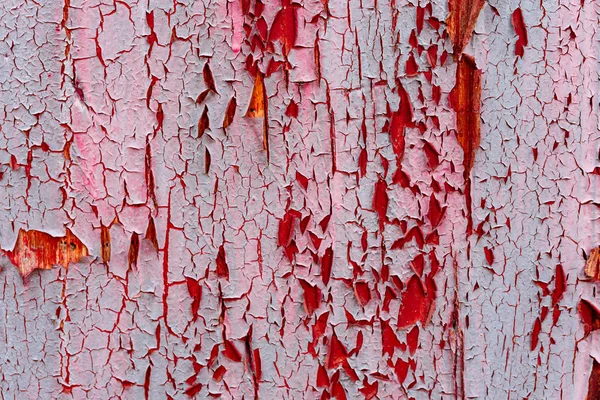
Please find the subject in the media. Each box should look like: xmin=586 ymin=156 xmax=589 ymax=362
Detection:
xmin=0 ymin=0 xmax=598 ymax=398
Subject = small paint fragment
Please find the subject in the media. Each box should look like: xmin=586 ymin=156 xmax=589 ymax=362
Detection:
xmin=100 ymin=224 xmax=111 ymax=264
xmin=299 ymin=279 xmax=321 ymax=315
xmin=145 ymin=217 xmax=159 ymax=252
xmin=588 ymin=358 xmax=600 ymax=400
xmin=579 ymin=299 xmax=600 ymax=338
xmin=223 ymin=339 xmax=242 ymax=362
xmin=381 ymin=318 xmax=402 ymax=356
xmin=428 ymin=195 xmax=443 ymax=227
xmin=317 ymin=363 xmax=329 ymax=387
xmin=285 ymin=100 xmax=298 ymax=118
xmin=354 ymin=282 xmax=371 ymax=306
xmin=372 ymin=178 xmax=389 ymax=231
xmin=530 ymin=317 xmax=541 ymax=350
xmin=551 ymin=264 xmax=566 ymax=306
xmin=407 ymin=326 xmax=419 ymax=355
xmin=321 ymin=247 xmax=333 ymax=286
xmin=198 ymin=107 xmax=210 ymax=138
xmin=405 ymin=53 xmax=418 ymax=77
xmin=388 ymin=83 xmax=414 ymax=169
xmin=359 ymin=378 xmax=378 ymax=399
xmin=394 ymin=358 xmax=410 ymax=384
xmin=203 ymin=62 xmax=217 ymax=93
xmin=278 ymin=209 xmax=300 ymax=247
xmin=128 ymin=232 xmax=140 ymax=269
xmin=223 ymin=97 xmax=237 ymax=129
xmin=244 ymin=72 xmax=270 ymax=159
xmin=483 ymin=247 xmax=494 ymax=265
xmin=216 ymin=244 xmax=229 ymax=280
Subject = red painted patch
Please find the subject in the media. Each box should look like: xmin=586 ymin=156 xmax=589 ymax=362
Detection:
xmin=551 ymin=264 xmax=566 ymax=306
xmin=299 ymin=279 xmax=321 ymax=315
xmin=511 ymin=8 xmax=528 ymax=58
xmin=222 ymin=97 xmax=237 ymax=129
xmin=579 ymin=299 xmax=600 ymax=338
xmin=216 ymin=244 xmax=229 ymax=280
xmin=388 ymin=83 xmax=415 ymax=169
xmin=407 ymin=326 xmax=419 ymax=355
xmin=372 ymin=178 xmax=389 ymax=231
xmin=269 ymin=0 xmax=297 ymax=56
xmin=530 ymin=317 xmax=541 ymax=351
xmin=321 ymin=247 xmax=333 ymax=286
xmin=186 ymin=277 xmax=202 ymax=321
xmin=398 ymin=275 xmax=432 ymax=328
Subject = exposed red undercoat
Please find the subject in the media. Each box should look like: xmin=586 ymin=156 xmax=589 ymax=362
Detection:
xmin=6 ymin=229 xmax=89 ymax=277
xmin=511 ymin=8 xmax=528 ymax=58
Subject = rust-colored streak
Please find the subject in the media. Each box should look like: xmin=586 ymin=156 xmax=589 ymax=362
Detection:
xmin=145 ymin=217 xmax=159 ymax=252
xmin=245 ymin=71 xmax=270 ymax=161
xmin=511 ymin=8 xmax=528 ymax=58
xmin=245 ymin=73 xmax=266 ymax=118
xmin=449 ymin=54 xmax=481 ymax=234
xmin=446 ymin=0 xmax=485 ymax=56
xmin=588 ymin=359 xmax=600 ymax=400
xmin=222 ymin=97 xmax=237 ymax=129
xmin=205 ymin=148 xmax=211 ymax=174
xmin=100 ymin=224 xmax=111 ymax=264
xmin=145 ymin=138 xmax=157 ymax=209
xmin=450 ymin=55 xmax=481 ymax=177
xmin=7 ymin=229 xmax=89 ymax=277
xmin=197 ymin=107 xmax=209 ymax=138
xmin=585 ymin=247 xmax=600 ymax=280
xmin=128 ymin=232 xmax=140 ymax=270
xmin=203 ymin=62 xmax=217 ymax=93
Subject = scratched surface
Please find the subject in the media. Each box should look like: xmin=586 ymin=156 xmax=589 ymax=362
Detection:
xmin=0 ymin=0 xmax=598 ymax=398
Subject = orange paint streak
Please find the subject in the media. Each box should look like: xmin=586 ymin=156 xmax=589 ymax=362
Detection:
xmin=245 ymin=71 xmax=270 ymax=160
xmin=7 ymin=229 xmax=89 ymax=277
xmin=449 ymin=55 xmax=481 ymax=234
xmin=450 ymin=55 xmax=481 ymax=178
xmin=446 ymin=0 xmax=485 ymax=56
xmin=245 ymin=72 xmax=266 ymax=118
xmin=585 ymin=247 xmax=600 ymax=280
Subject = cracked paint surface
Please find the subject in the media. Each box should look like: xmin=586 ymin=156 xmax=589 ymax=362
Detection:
xmin=0 ymin=0 xmax=598 ymax=399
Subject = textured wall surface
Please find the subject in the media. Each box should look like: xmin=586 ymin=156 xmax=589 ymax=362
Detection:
xmin=0 ymin=0 xmax=598 ymax=398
